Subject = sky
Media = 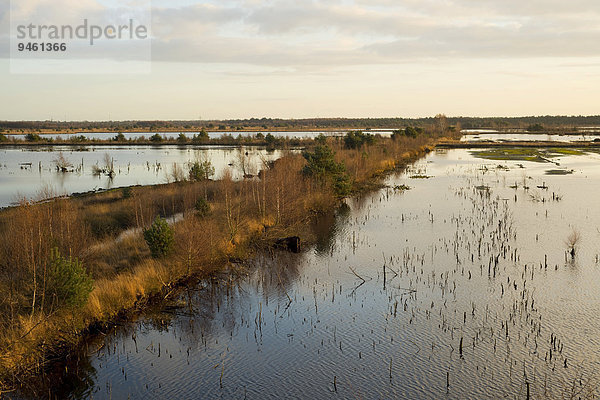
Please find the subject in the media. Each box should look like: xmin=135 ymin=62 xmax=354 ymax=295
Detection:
xmin=1 ymin=0 xmax=600 ymax=121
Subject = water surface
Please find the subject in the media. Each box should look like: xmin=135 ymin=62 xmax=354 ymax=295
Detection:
xmin=15 ymin=148 xmax=600 ymax=399
xmin=0 ymin=145 xmax=288 ymax=207
xmin=461 ymin=133 xmax=600 ymax=142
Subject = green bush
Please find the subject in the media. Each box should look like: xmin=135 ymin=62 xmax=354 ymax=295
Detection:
xmin=192 ymin=129 xmax=209 ymax=143
xmin=344 ymin=131 xmax=375 ymax=149
xmin=25 ymin=133 xmax=42 ymax=142
xmin=0 ymin=133 xmax=8 ymax=142
xmin=48 ymin=248 xmax=93 ymax=308
xmin=177 ymin=133 xmax=189 ymax=143
xmin=143 ymin=217 xmax=175 ymax=258
xmin=302 ymin=144 xmax=352 ymax=197
xmin=303 ymin=144 xmax=344 ymax=178
xmin=391 ymin=126 xmax=422 ymax=139
xmin=150 ymin=133 xmax=163 ymax=143
xmin=195 ymin=198 xmax=211 ymax=217
xmin=265 ymin=133 xmax=279 ymax=149
xmin=332 ymin=174 xmax=352 ymax=196
xmin=122 ymin=186 xmax=133 ymax=199
xmin=198 ymin=129 xmax=209 ymax=139
xmin=315 ymin=134 xmax=327 ymax=145
xmin=189 ymin=160 xmax=215 ymax=181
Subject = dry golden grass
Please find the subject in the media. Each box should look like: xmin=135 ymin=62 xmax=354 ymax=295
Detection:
xmin=86 ymin=258 xmax=176 ymax=319
xmin=85 ymin=233 xmax=149 ymax=278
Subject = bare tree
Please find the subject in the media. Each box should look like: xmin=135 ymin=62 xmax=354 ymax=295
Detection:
xmin=565 ymin=228 xmax=581 ymax=258
xmin=53 ymin=152 xmax=73 ymax=173
xmin=170 ymin=163 xmax=187 ymax=183
xmin=236 ymin=148 xmax=256 ymax=178
xmin=434 ymin=113 xmax=448 ymax=135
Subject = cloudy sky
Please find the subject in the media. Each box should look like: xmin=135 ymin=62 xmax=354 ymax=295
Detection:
xmin=1 ymin=0 xmax=600 ymax=120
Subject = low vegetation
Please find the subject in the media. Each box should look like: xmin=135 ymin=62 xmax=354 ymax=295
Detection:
xmin=144 ymin=217 xmax=175 ymax=258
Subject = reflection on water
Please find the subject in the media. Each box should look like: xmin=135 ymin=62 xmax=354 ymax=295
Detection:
xmin=13 ymin=148 xmax=600 ymax=399
xmin=312 ymin=202 xmax=351 ymax=257
xmin=0 ymin=145 xmax=290 ymax=207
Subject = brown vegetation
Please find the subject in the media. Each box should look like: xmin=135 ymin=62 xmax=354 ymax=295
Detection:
xmin=0 ymin=130 xmax=452 ymax=392
xmin=2 ymin=115 xmax=600 ymax=135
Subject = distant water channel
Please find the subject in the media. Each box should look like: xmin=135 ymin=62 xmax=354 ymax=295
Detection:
xmin=461 ymin=132 xmax=600 ymax=142
xmin=16 ymin=147 xmax=600 ymax=399
xmin=6 ymin=130 xmax=395 ymax=142
xmin=0 ymin=145 xmax=289 ymax=207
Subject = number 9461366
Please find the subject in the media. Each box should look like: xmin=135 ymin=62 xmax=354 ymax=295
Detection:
xmin=18 ymin=42 xmax=67 ymax=52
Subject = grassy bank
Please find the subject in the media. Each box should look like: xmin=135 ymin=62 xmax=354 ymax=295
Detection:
xmin=0 ymin=130 xmax=454 ymax=394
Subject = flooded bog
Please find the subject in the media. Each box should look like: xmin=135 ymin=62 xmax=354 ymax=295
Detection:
xmin=15 ymin=147 xmax=600 ymax=399
xmin=0 ymin=145 xmax=289 ymax=207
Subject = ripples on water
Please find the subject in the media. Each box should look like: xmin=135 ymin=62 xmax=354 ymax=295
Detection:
xmin=15 ymin=148 xmax=600 ymax=399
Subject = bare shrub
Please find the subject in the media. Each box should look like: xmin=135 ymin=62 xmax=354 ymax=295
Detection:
xmin=565 ymin=228 xmax=581 ymax=258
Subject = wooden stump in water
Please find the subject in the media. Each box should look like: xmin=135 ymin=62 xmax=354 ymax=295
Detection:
xmin=275 ymin=236 xmax=301 ymax=253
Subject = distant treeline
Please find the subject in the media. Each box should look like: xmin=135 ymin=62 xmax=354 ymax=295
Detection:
xmin=2 ymin=115 xmax=600 ymax=133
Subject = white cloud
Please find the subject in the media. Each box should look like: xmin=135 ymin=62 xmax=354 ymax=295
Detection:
xmin=3 ymin=0 xmax=600 ymax=65
xmin=148 ymin=0 xmax=600 ymax=66
xmin=2 ymin=0 xmax=600 ymax=119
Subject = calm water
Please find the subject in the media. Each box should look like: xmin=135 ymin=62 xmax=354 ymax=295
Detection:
xmin=0 ymin=145 xmax=289 ymax=207
xmin=461 ymin=133 xmax=600 ymax=142
xmin=5 ymin=130 xmax=395 ymax=141
xmin=14 ymin=147 xmax=600 ymax=399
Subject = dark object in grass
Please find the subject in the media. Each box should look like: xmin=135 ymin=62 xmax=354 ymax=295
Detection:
xmin=275 ymin=236 xmax=301 ymax=253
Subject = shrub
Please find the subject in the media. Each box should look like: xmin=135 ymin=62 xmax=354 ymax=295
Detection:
xmin=189 ymin=160 xmax=215 ymax=181
xmin=265 ymin=133 xmax=278 ymax=149
xmin=149 ymin=133 xmax=163 ymax=143
xmin=302 ymin=144 xmax=352 ymax=197
xmin=315 ymin=134 xmax=327 ymax=145
xmin=113 ymin=132 xmax=126 ymax=141
xmin=344 ymin=131 xmax=375 ymax=149
xmin=0 ymin=133 xmax=7 ymax=142
xmin=192 ymin=130 xmax=210 ymax=143
xmin=302 ymin=144 xmax=344 ymax=178
xmin=122 ymin=186 xmax=133 ymax=199
xmin=143 ymin=217 xmax=175 ymax=258
xmin=47 ymin=248 xmax=93 ymax=308
xmin=195 ymin=198 xmax=211 ymax=217
xmin=332 ymin=174 xmax=352 ymax=196
xmin=177 ymin=133 xmax=189 ymax=143
xmin=198 ymin=129 xmax=209 ymax=140
xmin=25 ymin=133 xmax=42 ymax=142
xmin=527 ymin=123 xmax=545 ymax=132
xmin=391 ymin=126 xmax=422 ymax=139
